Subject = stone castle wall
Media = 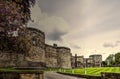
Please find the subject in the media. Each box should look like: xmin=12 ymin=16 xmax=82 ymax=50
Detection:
xmin=24 ymin=28 xmax=45 ymax=64
xmin=57 ymin=47 xmax=72 ymax=68
xmin=0 ymin=27 xmax=72 ymax=68
xmin=0 ymin=51 xmax=25 ymax=67
xmin=45 ymin=44 xmax=58 ymax=68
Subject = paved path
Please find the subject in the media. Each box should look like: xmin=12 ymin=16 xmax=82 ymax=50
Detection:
xmin=44 ymin=72 xmax=86 ymax=79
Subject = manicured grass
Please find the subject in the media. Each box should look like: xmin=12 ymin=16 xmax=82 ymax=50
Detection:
xmin=0 ymin=67 xmax=43 ymax=73
xmin=62 ymin=67 xmax=120 ymax=76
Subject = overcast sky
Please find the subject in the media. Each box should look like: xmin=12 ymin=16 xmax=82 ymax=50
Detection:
xmin=28 ymin=0 xmax=120 ymax=60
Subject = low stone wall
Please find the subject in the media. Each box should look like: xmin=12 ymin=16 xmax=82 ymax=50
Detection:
xmin=0 ymin=70 xmax=44 ymax=79
xmin=101 ymin=72 xmax=120 ymax=79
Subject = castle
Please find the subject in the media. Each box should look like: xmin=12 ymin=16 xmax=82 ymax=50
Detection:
xmin=0 ymin=27 xmax=72 ymax=68
xmin=0 ymin=27 xmax=102 ymax=68
xmin=72 ymin=54 xmax=102 ymax=68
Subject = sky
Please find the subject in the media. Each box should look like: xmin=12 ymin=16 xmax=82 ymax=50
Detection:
xmin=28 ymin=0 xmax=120 ymax=60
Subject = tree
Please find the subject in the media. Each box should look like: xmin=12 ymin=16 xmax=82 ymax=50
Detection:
xmin=105 ymin=54 xmax=115 ymax=67
xmin=0 ymin=0 xmax=35 ymax=36
xmin=0 ymin=36 xmax=31 ymax=53
xmin=115 ymin=52 xmax=120 ymax=66
xmin=0 ymin=0 xmax=35 ymax=53
xmin=102 ymin=61 xmax=107 ymax=67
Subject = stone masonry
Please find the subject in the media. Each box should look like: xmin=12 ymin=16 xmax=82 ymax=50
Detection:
xmin=45 ymin=44 xmax=58 ymax=68
xmin=72 ymin=54 xmax=102 ymax=68
xmin=0 ymin=27 xmax=72 ymax=68
xmin=0 ymin=27 xmax=102 ymax=68
xmin=24 ymin=28 xmax=45 ymax=67
xmin=72 ymin=55 xmax=84 ymax=68
xmin=89 ymin=55 xmax=102 ymax=67
xmin=57 ymin=47 xmax=72 ymax=68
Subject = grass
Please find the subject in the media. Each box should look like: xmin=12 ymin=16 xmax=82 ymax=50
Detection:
xmin=1 ymin=67 xmax=120 ymax=76
xmin=0 ymin=67 xmax=44 ymax=73
xmin=61 ymin=67 xmax=120 ymax=76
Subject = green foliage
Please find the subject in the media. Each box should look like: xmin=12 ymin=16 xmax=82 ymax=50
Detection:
xmin=0 ymin=0 xmax=36 ymax=53
xmin=115 ymin=52 xmax=120 ymax=65
xmin=0 ymin=0 xmax=35 ymax=35
xmin=105 ymin=54 xmax=115 ymax=66
xmin=0 ymin=36 xmax=31 ymax=53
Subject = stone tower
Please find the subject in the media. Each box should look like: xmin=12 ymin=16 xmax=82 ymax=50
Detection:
xmin=57 ymin=47 xmax=72 ymax=68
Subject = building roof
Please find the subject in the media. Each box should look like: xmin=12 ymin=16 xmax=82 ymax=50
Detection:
xmin=89 ymin=54 xmax=102 ymax=57
xmin=27 ymin=27 xmax=45 ymax=35
xmin=57 ymin=47 xmax=71 ymax=50
xmin=45 ymin=44 xmax=57 ymax=49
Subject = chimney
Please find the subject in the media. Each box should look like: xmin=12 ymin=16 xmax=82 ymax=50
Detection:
xmin=53 ymin=43 xmax=57 ymax=48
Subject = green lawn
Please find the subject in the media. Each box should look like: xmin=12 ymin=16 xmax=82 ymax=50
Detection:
xmin=0 ymin=67 xmax=44 ymax=73
xmin=62 ymin=67 xmax=120 ymax=76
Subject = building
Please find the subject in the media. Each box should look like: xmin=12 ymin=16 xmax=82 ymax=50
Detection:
xmin=0 ymin=27 xmax=102 ymax=68
xmin=0 ymin=27 xmax=72 ymax=68
xmin=57 ymin=47 xmax=72 ymax=68
xmin=85 ymin=58 xmax=93 ymax=67
xmin=89 ymin=55 xmax=102 ymax=67
xmin=21 ymin=27 xmax=46 ymax=67
xmin=45 ymin=44 xmax=58 ymax=68
xmin=71 ymin=54 xmax=84 ymax=68
xmin=72 ymin=54 xmax=102 ymax=68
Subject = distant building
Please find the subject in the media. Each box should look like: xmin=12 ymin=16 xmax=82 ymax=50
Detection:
xmin=72 ymin=54 xmax=102 ymax=68
xmin=72 ymin=55 xmax=84 ymax=68
xmin=89 ymin=55 xmax=102 ymax=67
xmin=85 ymin=58 xmax=93 ymax=67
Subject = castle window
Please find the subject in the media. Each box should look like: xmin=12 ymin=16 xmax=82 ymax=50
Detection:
xmin=33 ymin=40 xmax=36 ymax=45
xmin=32 ymin=37 xmax=37 ymax=46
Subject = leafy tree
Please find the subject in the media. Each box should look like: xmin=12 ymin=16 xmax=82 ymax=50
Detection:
xmin=115 ymin=52 xmax=120 ymax=66
xmin=0 ymin=0 xmax=35 ymax=36
xmin=102 ymin=61 xmax=107 ymax=67
xmin=0 ymin=36 xmax=32 ymax=53
xmin=105 ymin=54 xmax=115 ymax=67
xmin=0 ymin=0 xmax=35 ymax=53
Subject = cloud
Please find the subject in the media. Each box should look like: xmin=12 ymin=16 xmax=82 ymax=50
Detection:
xmin=38 ymin=0 xmax=120 ymax=39
xmin=103 ymin=41 xmax=120 ymax=48
xmin=28 ymin=2 xmax=70 ymax=41
xmin=28 ymin=0 xmax=120 ymax=60
xmin=116 ymin=41 xmax=120 ymax=43
xmin=103 ymin=43 xmax=116 ymax=48
xmin=47 ymin=29 xmax=67 ymax=41
xmin=70 ymin=43 xmax=81 ymax=49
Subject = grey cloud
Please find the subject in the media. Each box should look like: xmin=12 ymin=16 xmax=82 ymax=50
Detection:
xmin=28 ymin=2 xmax=70 ymax=41
xmin=70 ymin=44 xmax=81 ymax=49
xmin=103 ymin=43 xmax=116 ymax=48
xmin=47 ymin=29 xmax=67 ymax=41
xmin=38 ymin=0 xmax=120 ymax=39
xmin=116 ymin=41 xmax=120 ymax=43
xmin=103 ymin=41 xmax=120 ymax=48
